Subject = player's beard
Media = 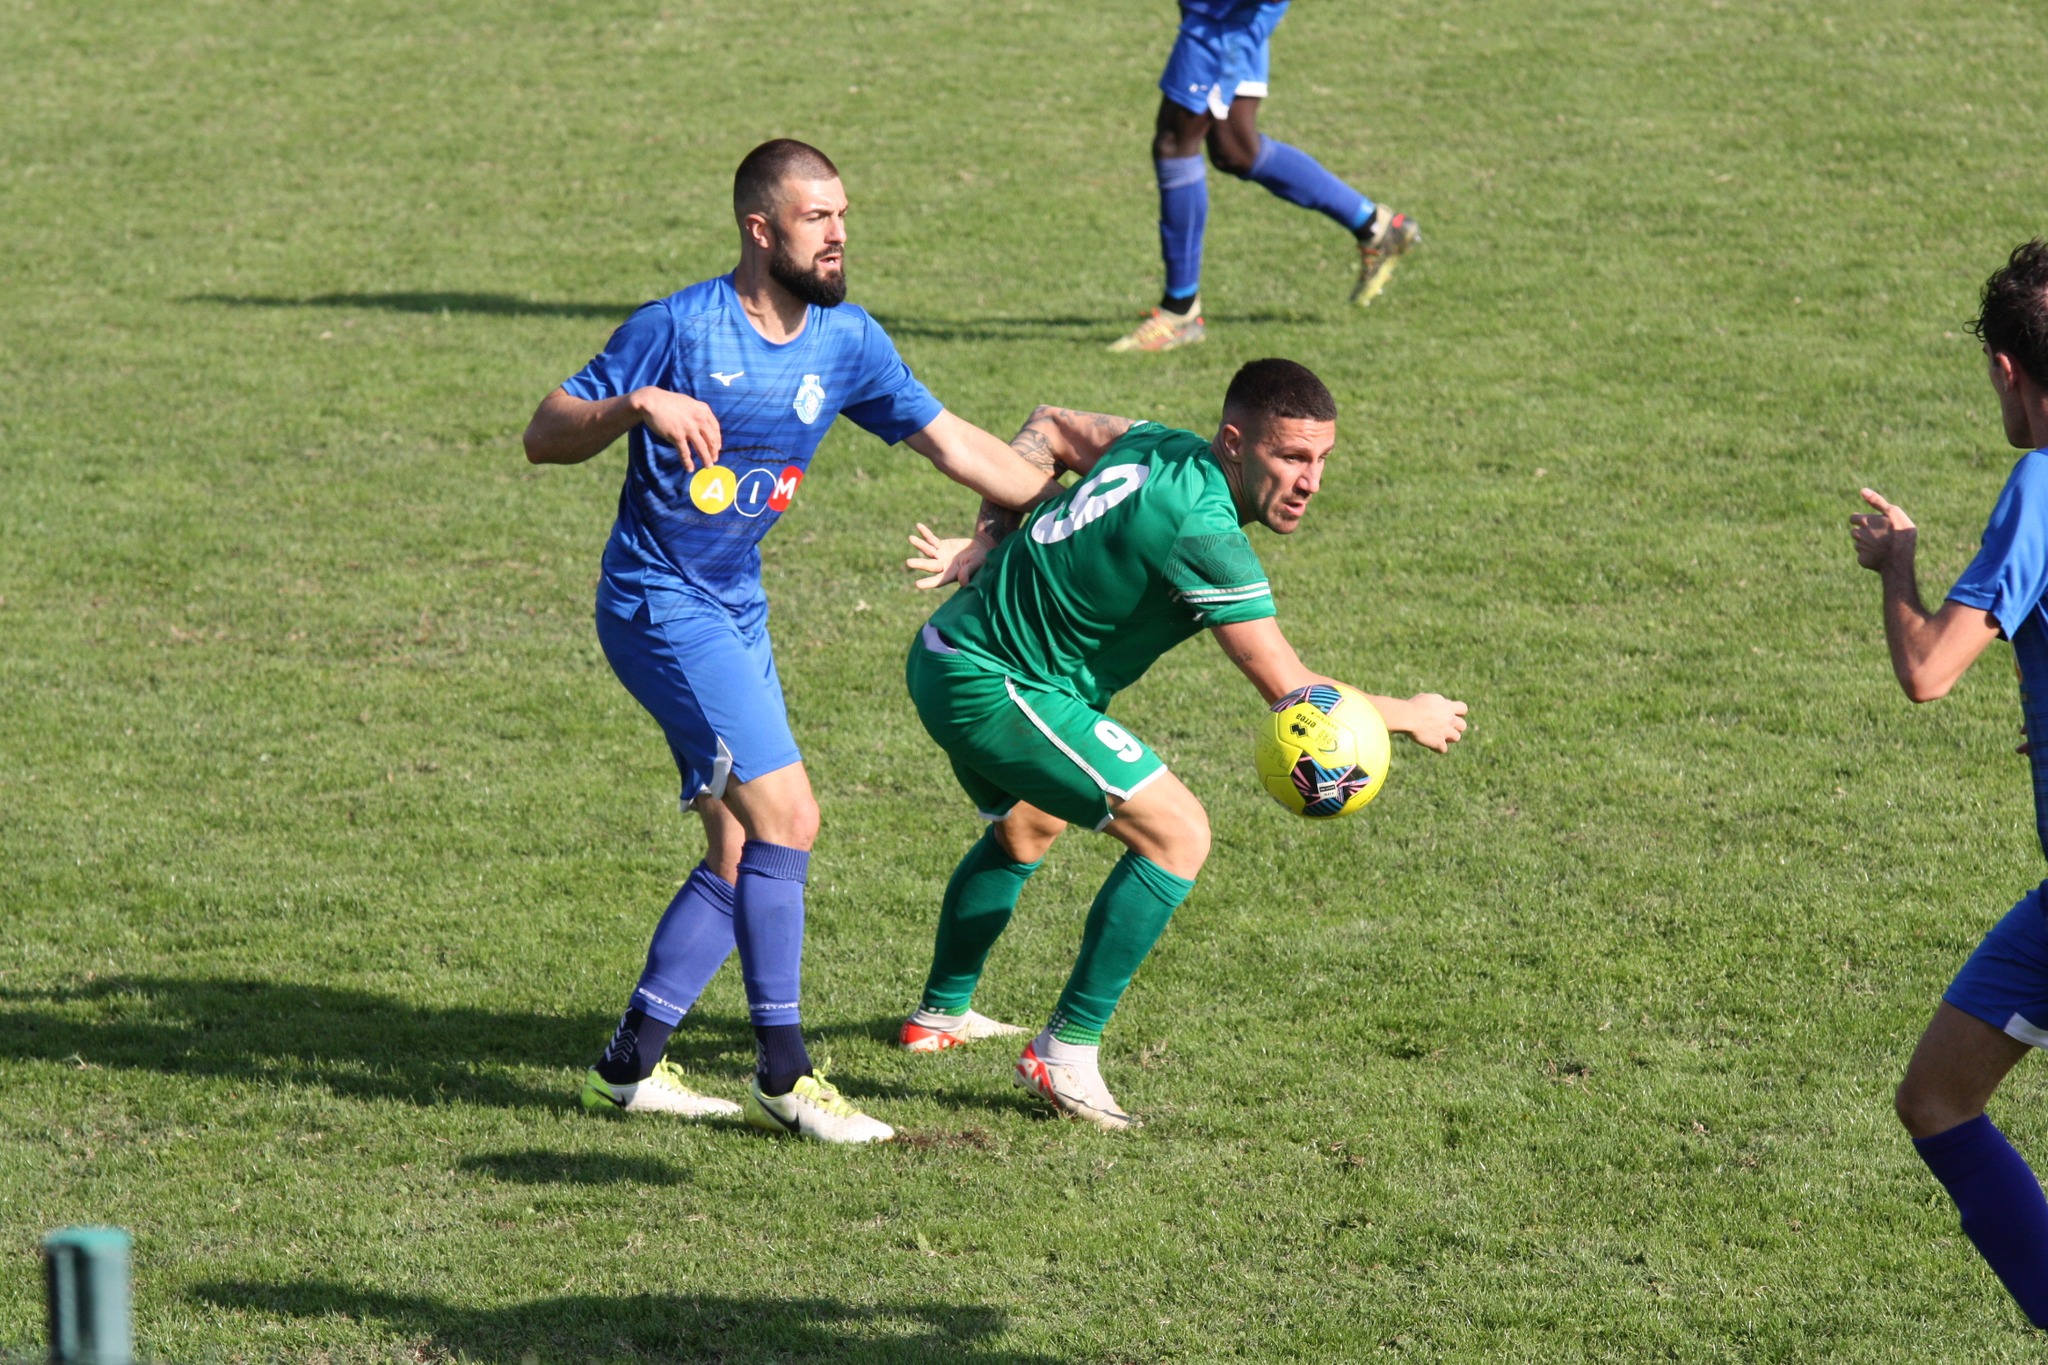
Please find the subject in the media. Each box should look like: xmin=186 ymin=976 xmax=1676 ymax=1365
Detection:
xmin=768 ymin=240 xmax=847 ymax=308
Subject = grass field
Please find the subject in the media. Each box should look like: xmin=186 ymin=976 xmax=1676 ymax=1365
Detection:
xmin=7 ymin=0 xmax=2048 ymax=1359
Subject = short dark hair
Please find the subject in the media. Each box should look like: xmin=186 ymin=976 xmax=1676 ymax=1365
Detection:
xmin=733 ymin=139 xmax=840 ymax=223
xmin=1222 ymin=358 xmax=1337 ymax=424
xmin=1971 ymin=240 xmax=2048 ymax=388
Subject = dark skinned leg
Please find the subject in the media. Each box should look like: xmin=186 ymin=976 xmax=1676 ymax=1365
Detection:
xmin=1153 ymin=95 xmax=1210 ymax=161
xmin=1204 ymin=96 xmax=1262 ymax=178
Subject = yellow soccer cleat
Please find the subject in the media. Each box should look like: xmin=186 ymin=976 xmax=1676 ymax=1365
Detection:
xmin=579 ymin=1059 xmax=740 ymax=1119
xmin=1351 ymin=210 xmax=1421 ymax=307
xmin=1109 ymin=303 xmax=1206 ymax=353
xmin=744 ymin=1069 xmax=895 ymax=1144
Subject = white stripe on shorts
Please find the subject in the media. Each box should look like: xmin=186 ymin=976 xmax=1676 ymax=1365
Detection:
xmin=2004 ymin=1012 xmax=2048 ymax=1049
xmin=1002 ymin=677 xmax=1151 ymax=801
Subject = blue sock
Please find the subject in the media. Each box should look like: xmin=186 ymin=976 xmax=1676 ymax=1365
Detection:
xmin=1914 ymin=1113 xmax=2048 ymax=1327
xmin=1156 ymin=155 xmax=1207 ymax=301
xmin=733 ymin=841 xmax=812 ymax=1091
xmin=631 ymin=861 xmax=736 ymax=1024
xmin=1244 ymin=135 xmax=1374 ymax=232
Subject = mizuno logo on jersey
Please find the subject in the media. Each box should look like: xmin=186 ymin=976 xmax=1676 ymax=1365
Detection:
xmin=709 ymin=370 xmax=744 ymax=386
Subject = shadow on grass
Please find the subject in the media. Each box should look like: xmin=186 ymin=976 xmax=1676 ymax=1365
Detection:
xmin=457 ymin=1150 xmax=691 ymax=1187
xmin=192 ymin=1280 xmax=1064 ymax=1364
xmin=0 ymin=976 xmax=753 ymax=1113
xmin=872 ymin=309 xmax=1319 ymax=343
xmin=183 ymin=291 xmax=638 ymax=319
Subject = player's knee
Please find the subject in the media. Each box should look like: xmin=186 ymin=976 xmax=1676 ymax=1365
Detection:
xmin=1894 ymin=1073 xmax=1973 ymax=1140
xmin=780 ymin=793 xmax=822 ymax=851
xmin=1207 ymin=141 xmax=1256 ymax=178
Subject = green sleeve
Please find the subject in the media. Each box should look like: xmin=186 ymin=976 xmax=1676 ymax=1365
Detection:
xmin=1164 ymin=494 xmax=1274 ymax=626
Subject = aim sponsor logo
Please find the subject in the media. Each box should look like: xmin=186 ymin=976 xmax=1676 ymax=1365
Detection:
xmin=688 ymin=464 xmax=805 ymax=517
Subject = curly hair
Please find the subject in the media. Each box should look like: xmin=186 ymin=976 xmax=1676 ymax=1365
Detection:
xmin=1970 ymin=239 xmax=2048 ymax=388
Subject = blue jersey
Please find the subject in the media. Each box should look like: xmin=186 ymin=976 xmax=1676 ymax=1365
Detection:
xmin=561 ymin=274 xmax=943 ymax=632
xmin=1948 ymin=447 xmax=2048 ymax=862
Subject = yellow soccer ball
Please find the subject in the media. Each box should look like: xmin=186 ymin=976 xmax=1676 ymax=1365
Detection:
xmin=1254 ymin=683 xmax=1391 ymax=819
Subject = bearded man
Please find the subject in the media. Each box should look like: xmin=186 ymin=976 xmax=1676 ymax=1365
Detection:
xmin=523 ymin=139 xmax=1059 ymax=1143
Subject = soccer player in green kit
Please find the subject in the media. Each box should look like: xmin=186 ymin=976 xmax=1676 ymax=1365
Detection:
xmin=896 ymin=359 xmax=1469 ymax=1128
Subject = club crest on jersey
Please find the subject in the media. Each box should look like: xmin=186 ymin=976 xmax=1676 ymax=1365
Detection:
xmin=792 ymin=374 xmax=825 ymax=425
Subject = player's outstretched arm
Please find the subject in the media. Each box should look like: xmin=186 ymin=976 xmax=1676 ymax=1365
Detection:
xmin=903 ymin=410 xmax=1064 ymax=512
xmin=1849 ymin=487 xmax=2001 ymax=702
xmin=1210 ymin=617 xmax=1469 ymax=753
xmin=522 ymin=386 xmax=723 ymax=469
xmin=1007 ymin=405 xmax=1138 ymax=479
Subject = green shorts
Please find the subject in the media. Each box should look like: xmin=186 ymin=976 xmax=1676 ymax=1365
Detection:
xmin=905 ymin=623 xmax=1169 ymax=831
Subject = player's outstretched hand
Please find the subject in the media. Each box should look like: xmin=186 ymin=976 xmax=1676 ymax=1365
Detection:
xmin=1850 ymin=487 xmax=1916 ymax=571
xmin=905 ymin=523 xmax=990 ymax=590
xmin=632 ymin=386 xmax=723 ymax=471
xmin=1396 ymin=693 xmax=1469 ymax=753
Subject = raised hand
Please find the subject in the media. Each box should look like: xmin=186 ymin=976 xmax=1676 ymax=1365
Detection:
xmin=1850 ymin=487 xmax=1917 ymax=571
xmin=904 ymin=522 xmax=990 ymax=590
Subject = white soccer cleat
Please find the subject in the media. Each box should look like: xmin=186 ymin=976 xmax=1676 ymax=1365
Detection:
xmin=580 ymin=1060 xmax=740 ymax=1119
xmin=1013 ymin=1039 xmax=1137 ymax=1131
xmin=744 ymin=1071 xmax=895 ymax=1144
xmin=897 ymin=1008 xmax=1029 ymax=1052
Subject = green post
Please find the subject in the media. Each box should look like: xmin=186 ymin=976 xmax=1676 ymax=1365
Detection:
xmin=42 ymin=1228 xmax=134 ymax=1365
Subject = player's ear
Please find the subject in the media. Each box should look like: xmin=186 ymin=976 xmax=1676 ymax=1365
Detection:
xmin=1216 ymin=419 xmax=1246 ymax=464
xmin=742 ymin=210 xmax=775 ymax=252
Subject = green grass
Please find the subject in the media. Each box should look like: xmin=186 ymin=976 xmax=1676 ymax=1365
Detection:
xmin=6 ymin=0 xmax=2048 ymax=1359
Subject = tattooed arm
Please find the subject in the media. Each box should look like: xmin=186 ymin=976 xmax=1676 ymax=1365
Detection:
xmin=907 ymin=406 xmax=1138 ymax=589
xmin=974 ymin=406 xmax=1138 ymax=544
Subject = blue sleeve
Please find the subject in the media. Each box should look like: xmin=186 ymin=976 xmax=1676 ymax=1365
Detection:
xmin=838 ymin=313 xmax=944 ymax=444
xmin=560 ymin=302 xmax=674 ymax=402
xmin=1949 ymin=451 xmax=2048 ymax=640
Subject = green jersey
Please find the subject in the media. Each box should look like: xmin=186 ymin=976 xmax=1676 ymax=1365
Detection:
xmin=929 ymin=422 xmax=1276 ymax=709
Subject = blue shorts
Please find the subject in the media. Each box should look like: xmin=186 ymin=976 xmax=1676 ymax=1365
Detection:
xmin=595 ymin=598 xmax=801 ymax=807
xmin=1945 ymin=884 xmax=2048 ymax=1047
xmin=1160 ymin=2 xmax=1289 ymax=118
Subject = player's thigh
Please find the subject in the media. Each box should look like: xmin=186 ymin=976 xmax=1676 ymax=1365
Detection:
xmin=1208 ymin=97 xmax=1262 ymax=175
xmin=596 ymin=603 xmax=800 ymax=805
xmin=907 ymin=638 xmax=1163 ymax=832
xmin=1906 ymin=883 xmax=2048 ymax=1131
xmin=993 ymin=801 xmax=1069 ymax=865
xmin=720 ymin=761 xmax=820 ymax=851
xmin=1154 ymin=94 xmax=1211 ymax=159
xmin=1898 ymin=1002 xmax=2030 ymax=1137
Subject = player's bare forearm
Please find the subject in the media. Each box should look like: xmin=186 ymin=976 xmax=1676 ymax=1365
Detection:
xmin=904 ymin=410 xmax=1062 ymax=512
xmin=1013 ymin=405 xmax=1137 ymax=478
xmin=1875 ymin=560 xmax=2000 ymax=703
xmin=1210 ymin=617 xmax=1332 ymax=704
xmin=524 ymin=385 xmax=723 ymax=469
xmin=1851 ymin=487 xmax=2000 ymax=701
xmin=1210 ymin=619 xmax=1467 ymax=750
xmin=523 ymin=388 xmax=637 ymax=465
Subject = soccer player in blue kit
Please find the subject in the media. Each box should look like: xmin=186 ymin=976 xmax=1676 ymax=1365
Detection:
xmin=1851 ymin=240 xmax=2048 ymax=1324
xmin=522 ymin=140 xmax=1060 ymax=1144
xmin=1109 ymin=0 xmax=1422 ymax=353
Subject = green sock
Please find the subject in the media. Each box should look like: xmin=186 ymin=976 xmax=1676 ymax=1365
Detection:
xmin=920 ymin=827 xmax=1042 ymax=1014
xmin=1048 ymin=852 xmax=1196 ymax=1044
